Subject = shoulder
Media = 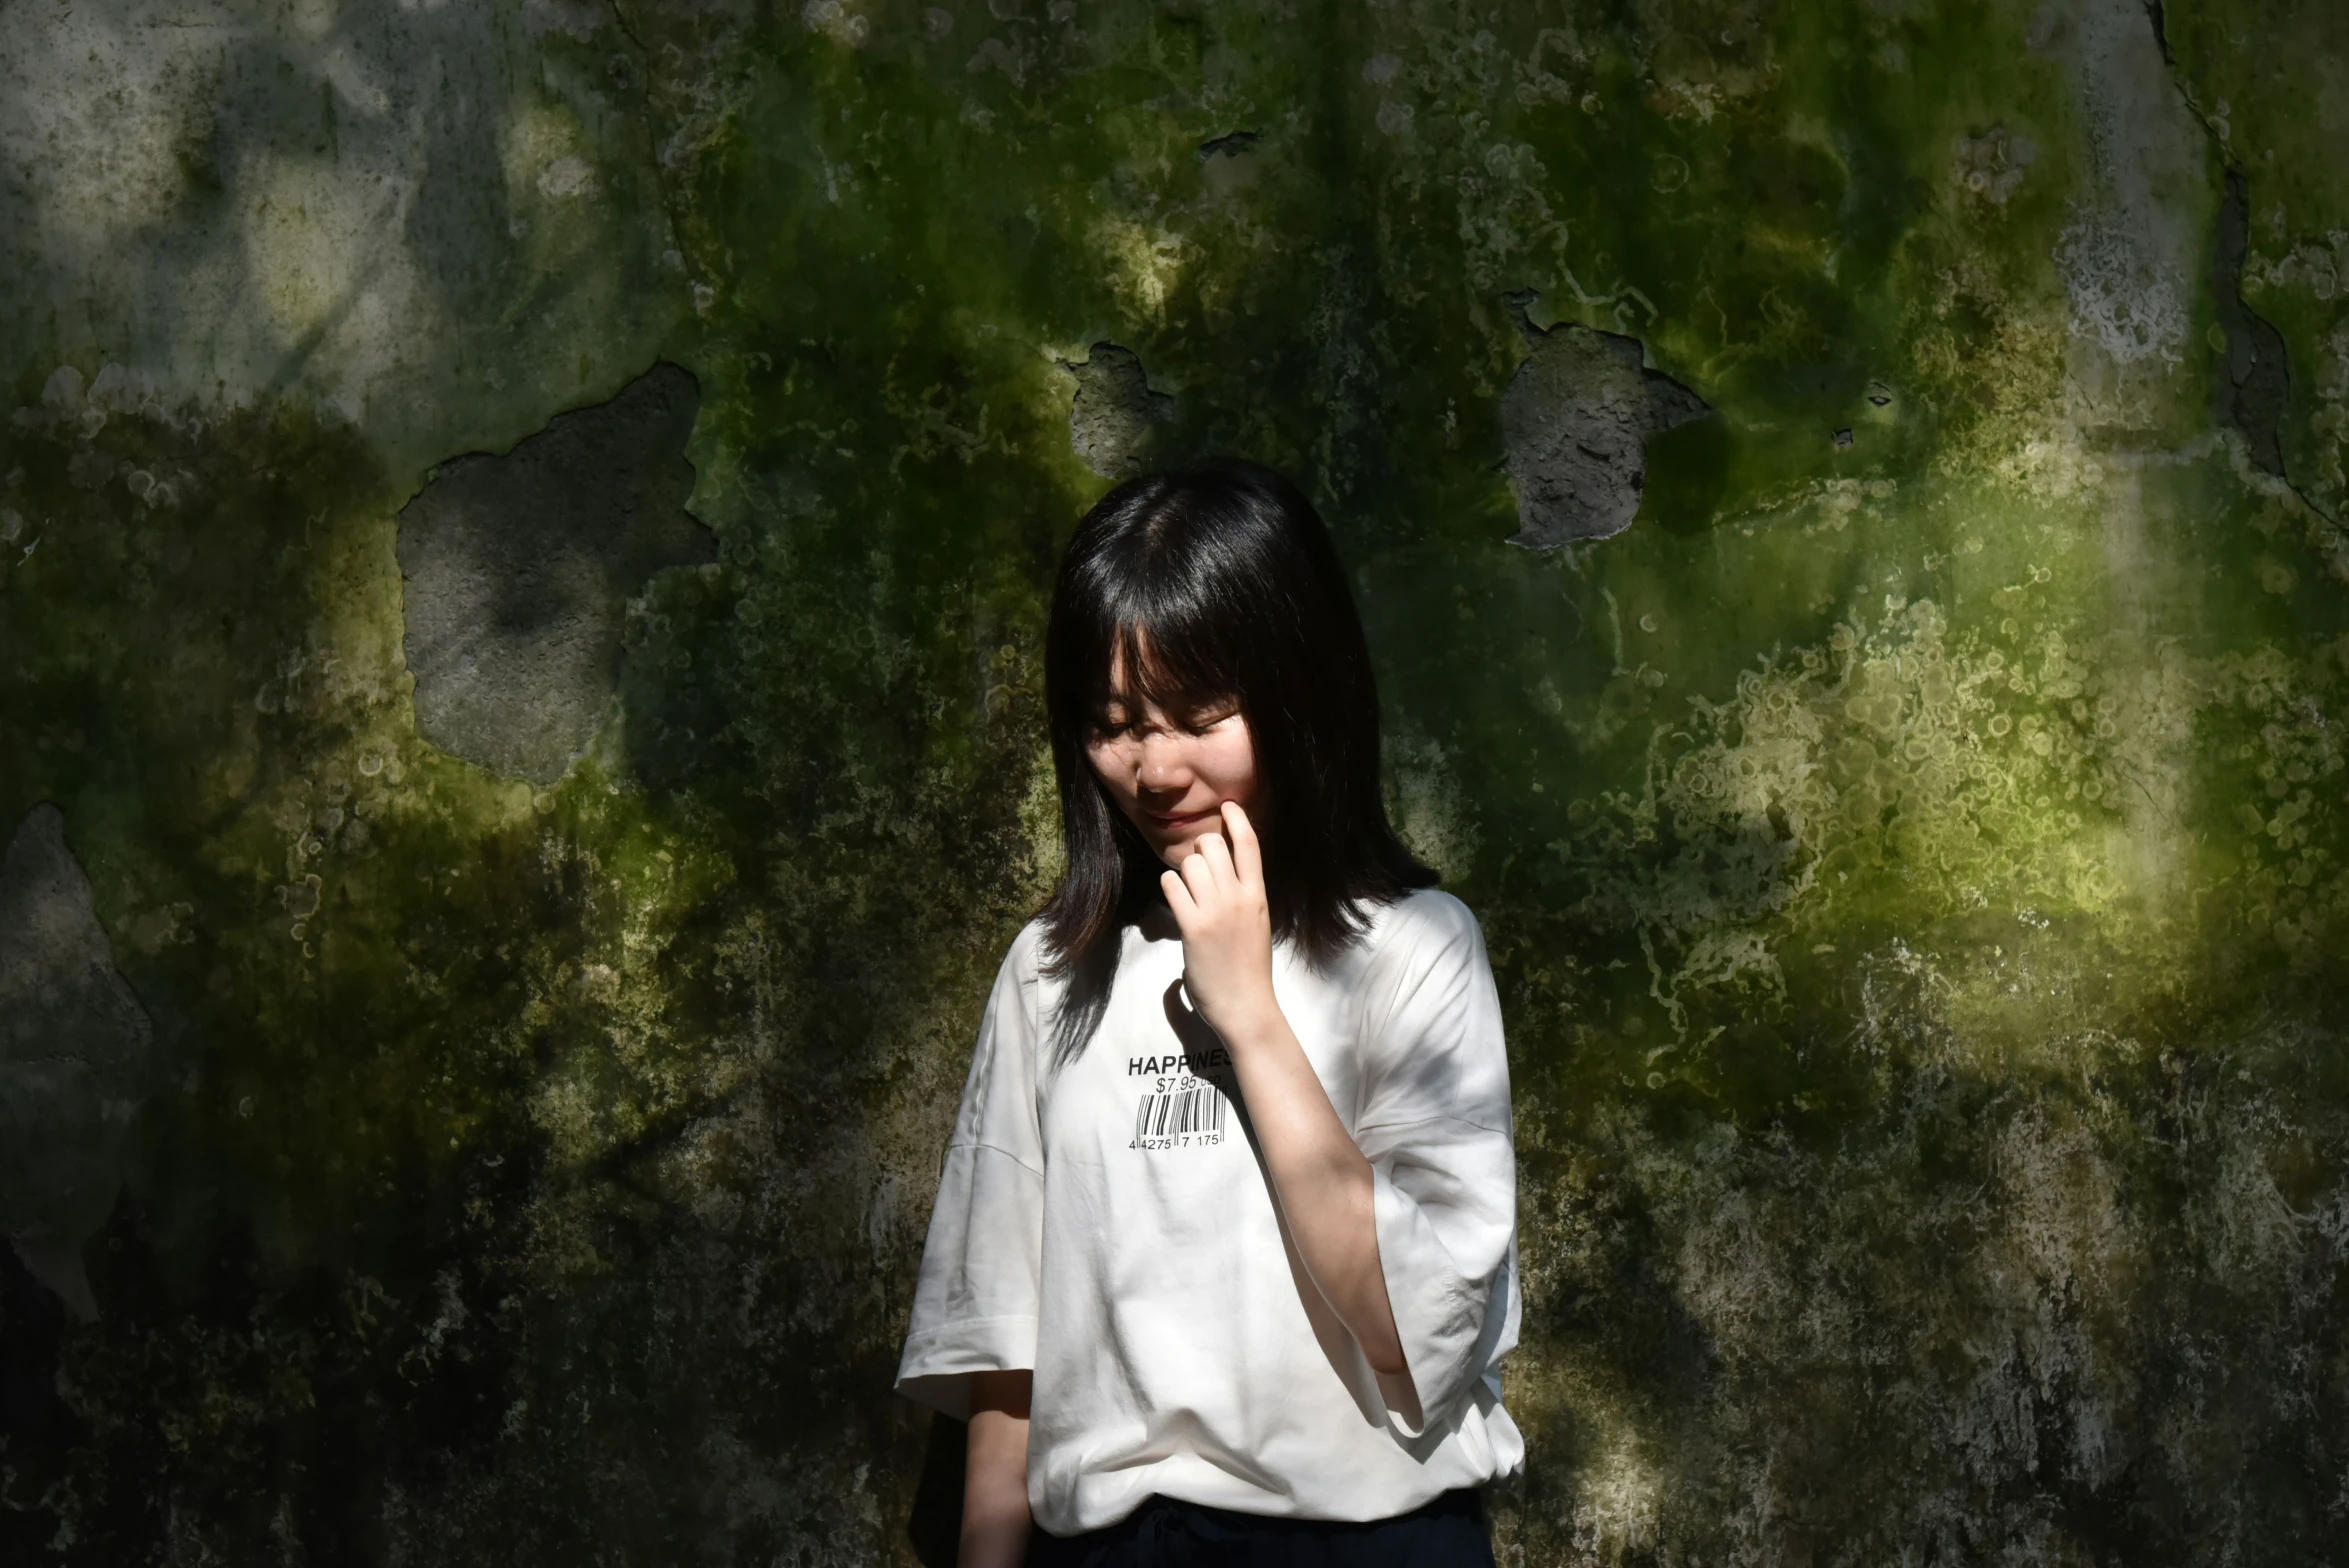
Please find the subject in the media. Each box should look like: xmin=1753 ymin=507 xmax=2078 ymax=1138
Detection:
xmin=969 ymin=919 xmax=1051 ymax=1026
xmin=1003 ymin=916 xmax=1051 ymax=975
xmin=991 ymin=917 xmax=1054 ymax=1001
xmin=1357 ymin=887 xmax=1486 ymax=965
xmin=1349 ymin=889 xmax=1511 ymax=1122
xmin=1339 ymin=889 xmax=1494 ymax=1022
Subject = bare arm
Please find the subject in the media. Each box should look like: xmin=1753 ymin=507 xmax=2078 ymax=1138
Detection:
xmin=1214 ymin=993 xmax=1407 ymax=1374
xmin=1161 ymin=804 xmax=1408 ymax=1378
xmin=961 ymin=1369 xmax=1032 ymax=1568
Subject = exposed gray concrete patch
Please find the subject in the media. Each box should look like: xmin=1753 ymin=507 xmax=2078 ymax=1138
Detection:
xmin=1065 ymin=342 xmax=1176 ymax=479
xmin=0 ymin=0 xmax=682 ymax=474
xmin=2033 ymin=0 xmax=2207 ymax=374
xmin=1500 ymin=320 xmax=1711 ymax=549
xmin=396 ymin=362 xmax=713 ymax=784
xmin=0 ymin=805 xmax=154 ymax=1322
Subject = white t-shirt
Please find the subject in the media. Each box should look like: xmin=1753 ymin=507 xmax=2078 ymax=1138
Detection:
xmin=894 ymin=888 xmax=1522 ymax=1536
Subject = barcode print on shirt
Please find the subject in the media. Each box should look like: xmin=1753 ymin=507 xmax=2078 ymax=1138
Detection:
xmin=1133 ymin=1084 xmax=1226 ymax=1144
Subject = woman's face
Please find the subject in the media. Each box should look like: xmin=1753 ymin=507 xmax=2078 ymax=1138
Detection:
xmin=1085 ymin=663 xmax=1266 ymax=870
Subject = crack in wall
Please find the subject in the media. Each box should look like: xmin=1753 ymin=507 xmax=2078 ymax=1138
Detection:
xmin=2142 ymin=0 xmax=2338 ymax=526
xmin=2212 ymin=167 xmax=2295 ymax=480
xmin=603 ymin=0 xmax=699 ymax=291
xmin=2142 ymin=0 xmax=2171 ymax=66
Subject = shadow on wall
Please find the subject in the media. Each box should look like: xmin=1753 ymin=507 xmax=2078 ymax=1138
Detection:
xmin=905 ymin=1412 xmax=966 ymax=1566
xmin=0 ymin=806 xmax=154 ymax=1325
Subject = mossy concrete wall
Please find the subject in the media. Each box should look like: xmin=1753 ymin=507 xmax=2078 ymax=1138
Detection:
xmin=4 ymin=0 xmax=2347 ymax=1561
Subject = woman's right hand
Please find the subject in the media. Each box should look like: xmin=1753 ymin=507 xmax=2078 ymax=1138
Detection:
xmin=962 ymin=1369 xmax=1033 ymax=1568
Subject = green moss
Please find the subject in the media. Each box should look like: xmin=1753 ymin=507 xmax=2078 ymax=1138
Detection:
xmin=7 ymin=0 xmax=2349 ymax=1561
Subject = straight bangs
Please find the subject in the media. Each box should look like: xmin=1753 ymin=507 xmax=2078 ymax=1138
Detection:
xmin=1066 ymin=493 xmax=1258 ymax=727
xmin=1039 ymin=459 xmax=1436 ymax=1061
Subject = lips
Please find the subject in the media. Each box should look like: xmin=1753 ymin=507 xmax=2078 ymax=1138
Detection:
xmin=1146 ymin=807 xmax=1218 ymax=832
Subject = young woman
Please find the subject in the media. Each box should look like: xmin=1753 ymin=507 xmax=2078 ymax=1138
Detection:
xmin=896 ymin=460 xmax=1520 ymax=1566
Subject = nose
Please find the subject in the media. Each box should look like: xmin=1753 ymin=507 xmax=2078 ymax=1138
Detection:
xmin=1136 ymin=730 xmax=1189 ymax=794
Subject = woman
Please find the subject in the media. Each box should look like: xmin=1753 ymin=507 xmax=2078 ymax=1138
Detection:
xmin=896 ymin=460 xmax=1519 ymax=1566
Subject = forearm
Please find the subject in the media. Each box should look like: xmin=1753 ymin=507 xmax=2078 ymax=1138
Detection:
xmin=961 ymin=1371 xmax=1032 ymax=1568
xmin=1222 ymin=1004 xmax=1407 ymax=1376
xmin=1155 ymin=805 xmax=1407 ymax=1378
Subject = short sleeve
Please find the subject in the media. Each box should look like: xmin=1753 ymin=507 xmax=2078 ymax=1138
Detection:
xmin=1351 ymin=894 xmax=1518 ymax=1437
xmin=894 ymin=926 xmax=1048 ymax=1421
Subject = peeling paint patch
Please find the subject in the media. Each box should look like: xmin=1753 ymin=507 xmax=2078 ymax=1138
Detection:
xmin=396 ymin=363 xmax=712 ymax=783
xmin=1500 ymin=315 xmax=1710 ymax=547
xmin=1063 ymin=342 xmax=1176 ymax=480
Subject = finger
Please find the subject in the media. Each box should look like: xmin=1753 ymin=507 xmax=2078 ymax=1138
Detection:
xmin=1222 ymin=802 xmax=1264 ymax=887
xmin=1180 ymin=848 xmax=1217 ymax=904
xmin=1197 ymin=830 xmax=1237 ymax=891
xmin=1160 ymin=867 xmax=1197 ymax=922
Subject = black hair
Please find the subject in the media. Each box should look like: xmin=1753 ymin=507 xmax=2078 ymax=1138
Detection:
xmin=1039 ymin=457 xmax=1436 ymax=1060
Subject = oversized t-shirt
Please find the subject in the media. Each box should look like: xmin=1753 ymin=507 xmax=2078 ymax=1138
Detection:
xmin=894 ymin=888 xmax=1522 ymax=1536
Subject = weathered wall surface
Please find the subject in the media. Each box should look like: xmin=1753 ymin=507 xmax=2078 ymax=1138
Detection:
xmin=3 ymin=0 xmax=2346 ymax=1561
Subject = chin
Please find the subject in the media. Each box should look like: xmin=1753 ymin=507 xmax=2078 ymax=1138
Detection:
xmin=1155 ymin=830 xmax=1212 ymax=867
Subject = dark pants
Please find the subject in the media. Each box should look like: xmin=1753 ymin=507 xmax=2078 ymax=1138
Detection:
xmin=1027 ymin=1489 xmax=1493 ymax=1568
